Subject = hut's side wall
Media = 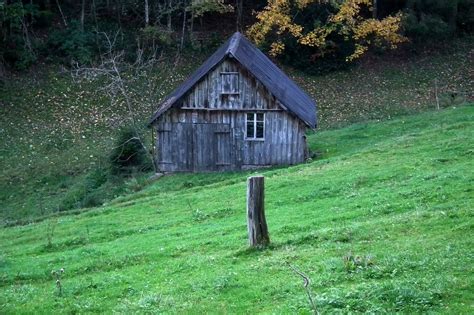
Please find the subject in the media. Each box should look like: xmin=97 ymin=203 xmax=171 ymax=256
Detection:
xmin=153 ymin=58 xmax=308 ymax=172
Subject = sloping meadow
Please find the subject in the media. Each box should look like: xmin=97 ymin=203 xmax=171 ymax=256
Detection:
xmin=1 ymin=107 xmax=473 ymax=313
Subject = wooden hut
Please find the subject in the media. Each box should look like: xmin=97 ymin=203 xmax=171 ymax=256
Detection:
xmin=149 ymin=32 xmax=317 ymax=172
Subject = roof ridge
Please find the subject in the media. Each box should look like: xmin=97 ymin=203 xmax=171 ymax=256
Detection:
xmin=227 ymin=32 xmax=241 ymax=56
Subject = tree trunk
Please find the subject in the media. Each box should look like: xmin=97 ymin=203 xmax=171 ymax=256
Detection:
xmin=55 ymin=0 xmax=68 ymax=27
xmin=81 ymin=0 xmax=86 ymax=31
xmin=19 ymin=1 xmax=33 ymax=54
xmin=247 ymin=176 xmax=270 ymax=247
xmin=92 ymin=0 xmax=101 ymax=55
xmin=435 ymin=79 xmax=440 ymax=110
xmin=145 ymin=0 xmax=150 ymax=26
xmin=373 ymin=0 xmax=377 ymax=19
xmin=448 ymin=0 xmax=458 ymax=33
xmin=190 ymin=7 xmax=194 ymax=34
xmin=180 ymin=3 xmax=186 ymax=51
xmin=116 ymin=0 xmax=122 ymax=31
xmin=167 ymin=0 xmax=172 ymax=31
xmin=236 ymin=0 xmax=243 ymax=31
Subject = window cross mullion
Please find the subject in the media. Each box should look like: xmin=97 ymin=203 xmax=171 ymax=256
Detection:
xmin=245 ymin=112 xmax=265 ymax=141
xmin=253 ymin=114 xmax=257 ymax=138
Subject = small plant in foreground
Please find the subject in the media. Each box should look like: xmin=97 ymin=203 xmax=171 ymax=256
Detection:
xmin=343 ymin=251 xmax=375 ymax=273
xmin=288 ymin=263 xmax=319 ymax=315
xmin=192 ymin=209 xmax=209 ymax=222
xmin=187 ymin=200 xmax=209 ymax=222
xmin=45 ymin=219 xmax=58 ymax=249
xmin=51 ymin=268 xmax=65 ymax=296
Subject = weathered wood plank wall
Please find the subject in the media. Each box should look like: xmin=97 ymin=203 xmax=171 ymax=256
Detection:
xmin=182 ymin=59 xmax=280 ymax=110
xmin=155 ymin=109 xmax=307 ymax=172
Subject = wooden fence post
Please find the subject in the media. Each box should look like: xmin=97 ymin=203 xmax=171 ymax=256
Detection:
xmin=247 ymin=176 xmax=270 ymax=247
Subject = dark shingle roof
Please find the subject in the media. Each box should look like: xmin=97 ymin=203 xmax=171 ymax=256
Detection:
xmin=149 ymin=32 xmax=317 ymax=128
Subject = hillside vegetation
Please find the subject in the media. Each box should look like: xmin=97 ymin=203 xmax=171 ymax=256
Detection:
xmin=0 ymin=106 xmax=473 ymax=313
xmin=1 ymin=37 xmax=472 ymax=223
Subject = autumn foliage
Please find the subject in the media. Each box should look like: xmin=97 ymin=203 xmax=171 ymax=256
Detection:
xmin=248 ymin=0 xmax=407 ymax=64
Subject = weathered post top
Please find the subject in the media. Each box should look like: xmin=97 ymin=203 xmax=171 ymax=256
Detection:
xmin=247 ymin=175 xmax=270 ymax=247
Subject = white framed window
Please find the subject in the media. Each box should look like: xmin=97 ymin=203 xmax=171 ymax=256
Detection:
xmin=245 ymin=113 xmax=265 ymax=140
xmin=220 ymin=72 xmax=239 ymax=94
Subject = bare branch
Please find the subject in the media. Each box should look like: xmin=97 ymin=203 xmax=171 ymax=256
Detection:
xmin=70 ymin=30 xmax=182 ymax=174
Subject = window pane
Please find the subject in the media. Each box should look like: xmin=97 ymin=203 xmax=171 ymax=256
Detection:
xmin=247 ymin=120 xmax=255 ymax=138
xmin=221 ymin=73 xmax=239 ymax=93
xmin=256 ymin=113 xmax=264 ymax=121
xmin=256 ymin=121 xmax=264 ymax=138
xmin=247 ymin=113 xmax=254 ymax=122
xmin=231 ymin=74 xmax=239 ymax=92
xmin=222 ymin=75 xmax=230 ymax=92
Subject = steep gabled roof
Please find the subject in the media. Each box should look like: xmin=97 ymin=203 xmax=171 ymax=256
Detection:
xmin=149 ymin=32 xmax=317 ymax=128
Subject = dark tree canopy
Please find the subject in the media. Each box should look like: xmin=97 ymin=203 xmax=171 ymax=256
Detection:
xmin=0 ymin=0 xmax=472 ymax=71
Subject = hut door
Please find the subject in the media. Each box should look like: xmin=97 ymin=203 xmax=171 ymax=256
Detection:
xmin=158 ymin=122 xmax=232 ymax=172
xmin=192 ymin=123 xmax=232 ymax=172
xmin=156 ymin=122 xmax=194 ymax=172
xmin=175 ymin=123 xmax=194 ymax=171
xmin=193 ymin=124 xmax=218 ymax=172
xmin=215 ymin=124 xmax=232 ymax=169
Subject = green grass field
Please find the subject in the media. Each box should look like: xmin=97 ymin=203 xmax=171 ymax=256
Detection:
xmin=1 ymin=106 xmax=472 ymax=313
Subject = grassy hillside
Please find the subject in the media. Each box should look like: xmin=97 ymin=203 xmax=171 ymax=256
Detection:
xmin=1 ymin=107 xmax=473 ymax=313
xmin=1 ymin=37 xmax=472 ymax=223
xmin=298 ymin=38 xmax=473 ymax=129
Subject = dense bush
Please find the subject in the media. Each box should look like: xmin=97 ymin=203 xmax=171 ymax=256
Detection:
xmin=458 ymin=0 xmax=474 ymax=33
xmin=58 ymin=168 xmax=107 ymax=210
xmin=48 ymin=21 xmax=98 ymax=65
xmin=109 ymin=126 xmax=152 ymax=175
xmin=248 ymin=1 xmax=407 ymax=74
xmin=276 ymin=2 xmax=355 ymax=74
xmin=0 ymin=2 xmax=39 ymax=69
xmin=248 ymin=0 xmax=473 ymax=74
xmin=140 ymin=25 xmax=174 ymax=49
xmin=279 ymin=32 xmax=356 ymax=74
xmin=0 ymin=0 xmax=239 ymax=70
xmin=403 ymin=0 xmax=474 ymax=40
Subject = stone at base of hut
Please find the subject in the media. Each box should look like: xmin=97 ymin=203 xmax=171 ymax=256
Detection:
xmin=148 ymin=172 xmax=165 ymax=182
xmin=241 ymin=165 xmax=272 ymax=171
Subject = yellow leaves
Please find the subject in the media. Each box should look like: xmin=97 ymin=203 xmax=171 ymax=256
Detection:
xmin=352 ymin=14 xmax=404 ymax=41
xmin=346 ymin=13 xmax=407 ymax=61
xmin=248 ymin=0 xmax=406 ymax=62
xmin=296 ymin=0 xmax=315 ymax=9
xmin=191 ymin=0 xmax=233 ymax=17
xmin=347 ymin=44 xmax=368 ymax=61
xmin=247 ymin=0 xmax=303 ymax=48
xmin=332 ymin=1 xmax=407 ymax=60
xmin=270 ymin=41 xmax=285 ymax=56
xmin=298 ymin=27 xmax=332 ymax=47
xmin=332 ymin=0 xmax=371 ymax=23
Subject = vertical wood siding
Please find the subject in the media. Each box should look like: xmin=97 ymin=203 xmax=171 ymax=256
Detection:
xmin=182 ymin=59 xmax=280 ymax=110
xmin=155 ymin=109 xmax=307 ymax=172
